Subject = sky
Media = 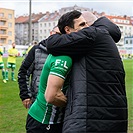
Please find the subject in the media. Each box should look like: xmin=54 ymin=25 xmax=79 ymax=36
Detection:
xmin=0 ymin=0 xmax=133 ymax=17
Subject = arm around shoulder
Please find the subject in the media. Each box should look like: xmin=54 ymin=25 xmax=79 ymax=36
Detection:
xmin=45 ymin=28 xmax=96 ymax=56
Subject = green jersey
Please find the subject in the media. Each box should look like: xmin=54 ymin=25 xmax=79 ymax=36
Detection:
xmin=28 ymin=54 xmax=72 ymax=124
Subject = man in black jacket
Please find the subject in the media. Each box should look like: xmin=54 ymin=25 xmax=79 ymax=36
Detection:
xmin=18 ymin=43 xmax=48 ymax=109
xmin=18 ymin=26 xmax=59 ymax=109
xmin=44 ymin=10 xmax=128 ymax=133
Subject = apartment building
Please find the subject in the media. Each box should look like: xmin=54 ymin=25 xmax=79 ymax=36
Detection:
xmin=106 ymin=15 xmax=133 ymax=58
xmin=15 ymin=15 xmax=29 ymax=45
xmin=107 ymin=15 xmax=133 ymax=45
xmin=15 ymin=5 xmax=91 ymax=42
xmin=15 ymin=5 xmax=133 ymax=57
xmin=121 ymin=36 xmax=133 ymax=58
xmin=0 ymin=8 xmax=15 ymax=51
xmin=15 ymin=12 xmax=45 ymax=45
xmin=38 ymin=11 xmax=60 ymax=41
xmin=38 ymin=5 xmax=89 ymax=40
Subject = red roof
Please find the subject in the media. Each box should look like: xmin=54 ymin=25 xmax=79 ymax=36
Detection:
xmin=15 ymin=13 xmax=45 ymax=23
xmin=15 ymin=16 xmax=29 ymax=23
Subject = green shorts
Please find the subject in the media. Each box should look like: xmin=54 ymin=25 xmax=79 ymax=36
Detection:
xmin=7 ymin=62 xmax=16 ymax=70
xmin=0 ymin=62 xmax=4 ymax=69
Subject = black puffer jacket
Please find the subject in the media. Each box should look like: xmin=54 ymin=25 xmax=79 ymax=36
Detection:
xmin=45 ymin=17 xmax=127 ymax=133
xmin=18 ymin=43 xmax=48 ymax=102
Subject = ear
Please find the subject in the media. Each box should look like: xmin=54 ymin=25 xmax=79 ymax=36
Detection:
xmin=64 ymin=26 xmax=71 ymax=34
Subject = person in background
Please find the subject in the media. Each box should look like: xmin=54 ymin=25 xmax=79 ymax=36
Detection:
xmin=5 ymin=42 xmax=18 ymax=81
xmin=45 ymin=10 xmax=127 ymax=133
xmin=0 ymin=46 xmax=6 ymax=83
xmin=18 ymin=26 xmax=60 ymax=109
xmin=25 ymin=40 xmax=38 ymax=55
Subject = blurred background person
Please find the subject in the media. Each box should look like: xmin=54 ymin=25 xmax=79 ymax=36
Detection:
xmin=25 ymin=40 xmax=38 ymax=55
xmin=5 ymin=42 xmax=18 ymax=81
xmin=0 ymin=46 xmax=6 ymax=83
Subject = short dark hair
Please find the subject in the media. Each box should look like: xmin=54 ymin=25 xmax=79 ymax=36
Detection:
xmin=58 ymin=10 xmax=82 ymax=34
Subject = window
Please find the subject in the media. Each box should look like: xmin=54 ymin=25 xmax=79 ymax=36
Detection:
xmin=128 ymin=33 xmax=131 ymax=36
xmin=0 ymin=13 xmax=4 ymax=17
xmin=35 ymin=30 xmax=38 ymax=34
xmin=0 ymin=21 xmax=5 ymax=26
xmin=8 ymin=22 xmax=12 ymax=27
xmin=8 ymin=40 xmax=12 ymax=44
xmin=49 ymin=23 xmax=51 ymax=26
xmin=8 ymin=14 xmax=12 ymax=19
xmin=130 ymin=40 xmax=132 ymax=44
xmin=125 ymin=40 xmax=128 ymax=44
xmin=32 ymin=29 xmax=34 ymax=34
xmin=0 ymin=30 xmax=5 ymax=34
xmin=0 ymin=38 xmax=5 ymax=43
xmin=8 ymin=31 xmax=12 ymax=36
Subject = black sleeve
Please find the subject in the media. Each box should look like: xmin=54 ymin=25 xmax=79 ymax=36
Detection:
xmin=45 ymin=17 xmax=121 ymax=56
xmin=18 ymin=45 xmax=36 ymax=101
xmin=45 ymin=27 xmax=96 ymax=56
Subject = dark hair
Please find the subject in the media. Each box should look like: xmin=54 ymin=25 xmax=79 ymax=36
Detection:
xmin=58 ymin=10 xmax=82 ymax=34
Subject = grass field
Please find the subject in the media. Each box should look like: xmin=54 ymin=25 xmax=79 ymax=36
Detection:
xmin=0 ymin=57 xmax=27 ymax=133
xmin=0 ymin=57 xmax=133 ymax=133
xmin=123 ymin=59 xmax=133 ymax=132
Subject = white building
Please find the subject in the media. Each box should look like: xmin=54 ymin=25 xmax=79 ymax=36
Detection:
xmin=38 ymin=11 xmax=60 ymax=41
xmin=105 ymin=15 xmax=133 ymax=46
xmin=15 ymin=5 xmax=133 ymax=58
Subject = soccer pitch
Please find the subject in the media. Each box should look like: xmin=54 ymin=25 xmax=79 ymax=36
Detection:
xmin=123 ymin=59 xmax=133 ymax=131
xmin=0 ymin=57 xmax=133 ymax=132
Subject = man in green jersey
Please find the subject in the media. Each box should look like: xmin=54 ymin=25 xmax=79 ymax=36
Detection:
xmin=26 ymin=54 xmax=72 ymax=133
xmin=0 ymin=46 xmax=6 ymax=83
xmin=6 ymin=42 xmax=18 ymax=81
xmin=25 ymin=26 xmax=72 ymax=133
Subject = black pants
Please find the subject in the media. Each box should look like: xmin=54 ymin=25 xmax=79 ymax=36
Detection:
xmin=26 ymin=114 xmax=63 ymax=133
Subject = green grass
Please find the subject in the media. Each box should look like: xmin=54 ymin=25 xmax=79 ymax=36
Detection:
xmin=0 ymin=57 xmax=27 ymax=133
xmin=0 ymin=58 xmax=133 ymax=132
xmin=123 ymin=59 xmax=133 ymax=131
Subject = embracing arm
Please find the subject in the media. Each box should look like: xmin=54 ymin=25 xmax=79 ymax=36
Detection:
xmin=45 ymin=75 xmax=67 ymax=107
xmin=44 ymin=27 xmax=96 ymax=56
xmin=44 ymin=17 xmax=121 ymax=56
